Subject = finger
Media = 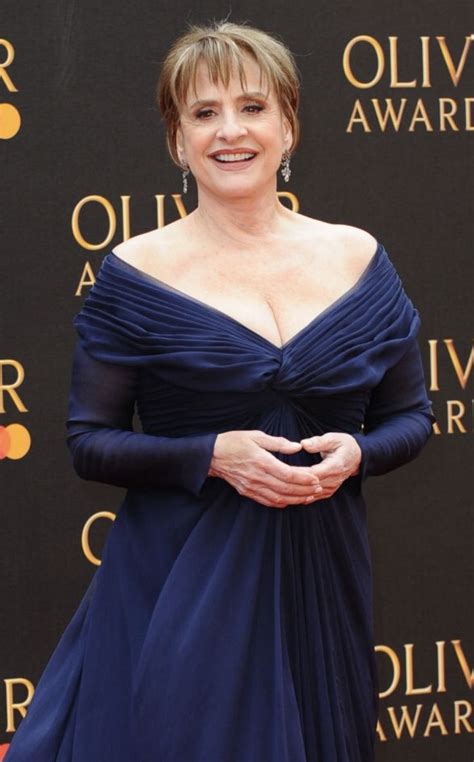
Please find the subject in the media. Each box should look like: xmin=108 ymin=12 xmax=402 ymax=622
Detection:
xmin=307 ymin=489 xmax=335 ymax=502
xmin=246 ymin=486 xmax=324 ymax=509
xmin=309 ymin=460 xmax=346 ymax=480
xmin=233 ymin=468 xmax=322 ymax=505
xmin=299 ymin=435 xmax=327 ymax=453
xmin=232 ymin=470 xmax=321 ymax=498
xmin=315 ymin=480 xmax=343 ymax=494
xmin=306 ymin=480 xmax=344 ymax=499
xmin=301 ymin=433 xmax=342 ymax=453
xmin=253 ymin=472 xmax=324 ymax=498
xmin=239 ymin=484 xmax=290 ymax=508
xmin=257 ymin=451 xmax=321 ymax=486
xmin=252 ymin=432 xmax=302 ymax=454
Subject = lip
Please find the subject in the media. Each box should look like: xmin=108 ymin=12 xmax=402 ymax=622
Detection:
xmin=208 ymin=148 xmax=258 ymax=157
xmin=208 ymin=149 xmax=258 ymax=171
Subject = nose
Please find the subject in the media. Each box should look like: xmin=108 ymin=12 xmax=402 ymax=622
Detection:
xmin=215 ymin=108 xmax=248 ymax=141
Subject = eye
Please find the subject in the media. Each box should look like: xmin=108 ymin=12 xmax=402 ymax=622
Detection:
xmin=196 ymin=109 xmax=215 ymax=119
xmin=244 ymin=104 xmax=264 ymax=113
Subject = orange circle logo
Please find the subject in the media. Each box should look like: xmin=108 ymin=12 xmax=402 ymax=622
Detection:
xmin=0 ymin=424 xmax=31 ymax=459
xmin=0 ymin=103 xmax=21 ymax=139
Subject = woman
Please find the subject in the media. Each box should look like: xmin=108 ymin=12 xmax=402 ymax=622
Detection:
xmin=6 ymin=20 xmax=434 ymax=762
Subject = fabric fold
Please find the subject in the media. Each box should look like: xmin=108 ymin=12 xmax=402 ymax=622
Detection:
xmin=6 ymin=241 xmax=433 ymax=762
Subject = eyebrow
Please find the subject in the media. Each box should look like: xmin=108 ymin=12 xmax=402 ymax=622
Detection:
xmin=188 ymin=91 xmax=269 ymax=109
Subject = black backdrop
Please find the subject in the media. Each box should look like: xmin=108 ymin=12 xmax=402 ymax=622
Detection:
xmin=1 ymin=1 xmax=473 ymax=759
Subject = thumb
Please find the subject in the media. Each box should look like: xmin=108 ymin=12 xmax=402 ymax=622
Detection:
xmin=300 ymin=433 xmax=338 ymax=453
xmin=252 ymin=432 xmax=302 ymax=453
xmin=300 ymin=435 xmax=323 ymax=453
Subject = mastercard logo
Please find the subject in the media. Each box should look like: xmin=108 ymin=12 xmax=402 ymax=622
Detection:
xmin=0 ymin=424 xmax=31 ymax=459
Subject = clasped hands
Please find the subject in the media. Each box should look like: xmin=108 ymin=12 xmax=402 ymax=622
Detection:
xmin=209 ymin=430 xmax=362 ymax=509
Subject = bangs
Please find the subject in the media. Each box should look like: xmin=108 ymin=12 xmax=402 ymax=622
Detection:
xmin=170 ymin=38 xmax=274 ymax=106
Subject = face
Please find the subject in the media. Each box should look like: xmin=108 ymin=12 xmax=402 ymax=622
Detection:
xmin=175 ymin=55 xmax=292 ymax=200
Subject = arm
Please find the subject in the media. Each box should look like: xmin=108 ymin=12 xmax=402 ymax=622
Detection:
xmin=66 ymin=341 xmax=217 ymax=495
xmin=351 ymin=339 xmax=435 ymax=479
xmin=299 ymin=339 xmax=434 ymax=496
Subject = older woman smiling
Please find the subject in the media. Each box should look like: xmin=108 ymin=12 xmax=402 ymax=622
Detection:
xmin=6 ymin=20 xmax=433 ymax=762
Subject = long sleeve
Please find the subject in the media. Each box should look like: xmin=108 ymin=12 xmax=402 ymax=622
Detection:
xmin=352 ymin=339 xmax=435 ymax=479
xmin=66 ymin=341 xmax=218 ymax=495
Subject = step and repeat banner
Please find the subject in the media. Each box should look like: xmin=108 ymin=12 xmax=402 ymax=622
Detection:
xmin=1 ymin=1 xmax=472 ymax=760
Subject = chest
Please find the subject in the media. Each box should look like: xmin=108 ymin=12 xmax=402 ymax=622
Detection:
xmin=153 ymin=250 xmax=356 ymax=349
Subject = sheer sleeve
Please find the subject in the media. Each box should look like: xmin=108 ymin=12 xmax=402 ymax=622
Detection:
xmin=66 ymin=341 xmax=217 ymax=495
xmin=351 ymin=338 xmax=435 ymax=478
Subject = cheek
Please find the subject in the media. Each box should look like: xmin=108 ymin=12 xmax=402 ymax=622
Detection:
xmin=183 ymin=128 xmax=213 ymax=153
xmin=257 ymin=117 xmax=287 ymax=143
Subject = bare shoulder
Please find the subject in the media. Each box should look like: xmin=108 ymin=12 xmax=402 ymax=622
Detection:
xmin=332 ymin=224 xmax=379 ymax=272
xmin=112 ymin=217 xmax=187 ymax=272
xmin=288 ymin=213 xmax=379 ymax=274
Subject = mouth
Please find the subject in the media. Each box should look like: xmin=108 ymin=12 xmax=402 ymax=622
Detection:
xmin=209 ymin=151 xmax=258 ymax=165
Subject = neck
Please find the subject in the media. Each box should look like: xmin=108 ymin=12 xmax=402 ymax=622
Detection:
xmin=189 ymin=184 xmax=292 ymax=250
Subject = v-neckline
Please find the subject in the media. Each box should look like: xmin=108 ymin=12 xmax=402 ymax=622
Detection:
xmin=108 ymin=242 xmax=382 ymax=352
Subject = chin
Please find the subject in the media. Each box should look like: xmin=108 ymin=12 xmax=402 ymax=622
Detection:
xmin=204 ymin=174 xmax=275 ymax=199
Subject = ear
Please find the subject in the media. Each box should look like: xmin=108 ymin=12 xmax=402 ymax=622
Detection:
xmin=282 ymin=117 xmax=293 ymax=152
xmin=176 ymin=124 xmax=186 ymax=165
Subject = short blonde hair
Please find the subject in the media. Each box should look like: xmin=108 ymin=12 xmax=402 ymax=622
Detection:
xmin=157 ymin=21 xmax=301 ymax=166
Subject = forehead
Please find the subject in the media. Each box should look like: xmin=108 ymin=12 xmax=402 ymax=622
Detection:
xmin=184 ymin=54 xmax=273 ymax=104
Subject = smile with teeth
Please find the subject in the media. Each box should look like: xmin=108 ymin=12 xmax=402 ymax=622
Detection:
xmin=212 ymin=152 xmax=256 ymax=162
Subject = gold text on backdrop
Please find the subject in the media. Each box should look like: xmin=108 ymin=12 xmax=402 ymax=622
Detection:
xmin=72 ymin=193 xmax=300 ymax=295
xmin=3 ymin=680 xmax=34 ymax=733
xmin=427 ymin=339 xmax=474 ymax=434
xmin=343 ymin=35 xmax=474 ymax=89
xmin=376 ymin=640 xmax=473 ymax=740
xmin=0 ymin=361 xmax=27 ymax=414
xmin=0 ymin=40 xmax=18 ymax=91
xmin=343 ymin=35 xmax=474 ymax=133
xmin=81 ymin=512 xmax=116 ymax=566
xmin=0 ymin=39 xmax=21 ymax=139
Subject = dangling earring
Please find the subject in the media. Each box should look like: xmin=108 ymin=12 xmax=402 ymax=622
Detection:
xmin=181 ymin=162 xmax=190 ymax=194
xmin=280 ymin=150 xmax=291 ymax=183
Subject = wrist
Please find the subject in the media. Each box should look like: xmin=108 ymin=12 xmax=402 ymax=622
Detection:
xmin=208 ymin=432 xmax=225 ymax=477
xmin=349 ymin=435 xmax=362 ymax=476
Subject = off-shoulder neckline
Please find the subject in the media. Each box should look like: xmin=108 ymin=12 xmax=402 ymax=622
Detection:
xmin=106 ymin=241 xmax=384 ymax=351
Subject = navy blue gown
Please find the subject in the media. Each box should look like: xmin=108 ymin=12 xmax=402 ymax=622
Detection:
xmin=6 ymin=241 xmax=434 ymax=762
